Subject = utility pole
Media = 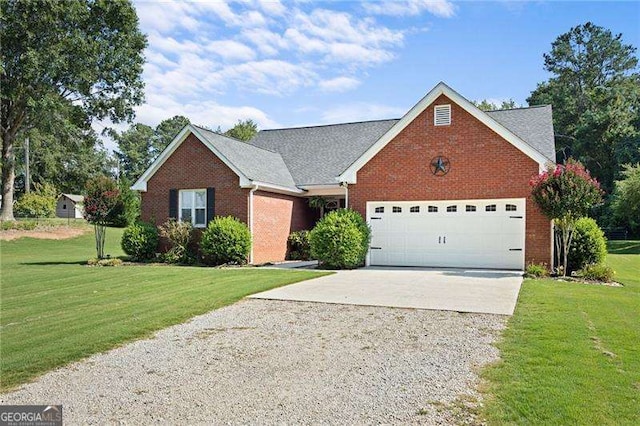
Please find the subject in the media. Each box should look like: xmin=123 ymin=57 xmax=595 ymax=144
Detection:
xmin=24 ymin=137 xmax=30 ymax=193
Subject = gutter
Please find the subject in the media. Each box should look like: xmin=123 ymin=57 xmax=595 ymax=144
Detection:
xmin=248 ymin=184 xmax=259 ymax=264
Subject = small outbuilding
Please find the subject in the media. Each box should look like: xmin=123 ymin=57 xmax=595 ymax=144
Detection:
xmin=56 ymin=194 xmax=84 ymax=219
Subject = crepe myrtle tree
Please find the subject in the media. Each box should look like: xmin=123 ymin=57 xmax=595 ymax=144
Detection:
xmin=530 ymin=159 xmax=603 ymax=275
xmin=84 ymin=176 xmax=124 ymax=259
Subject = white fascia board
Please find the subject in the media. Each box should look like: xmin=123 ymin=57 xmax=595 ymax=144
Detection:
xmin=131 ymin=124 xmax=251 ymax=192
xmin=337 ymin=82 xmax=551 ymax=183
xmin=241 ymin=180 xmax=306 ymax=196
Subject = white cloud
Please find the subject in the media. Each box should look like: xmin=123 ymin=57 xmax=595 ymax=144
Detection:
xmin=284 ymin=8 xmax=404 ymax=67
xmin=206 ymin=40 xmax=257 ymax=62
xmin=241 ymin=28 xmax=289 ymax=56
xmin=135 ymin=92 xmax=279 ymax=130
xmin=135 ymin=1 xmax=197 ymax=34
xmin=212 ymin=60 xmax=317 ymax=95
xmin=319 ymin=76 xmax=361 ymax=92
xmin=321 ymin=102 xmax=406 ymax=123
xmin=365 ymin=0 xmax=456 ymax=18
xmin=255 ymin=0 xmax=286 ymax=16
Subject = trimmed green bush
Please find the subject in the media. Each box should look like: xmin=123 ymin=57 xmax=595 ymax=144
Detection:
xmin=121 ymin=222 xmax=159 ymax=261
xmin=525 ymin=262 xmax=549 ymax=278
xmin=288 ymin=230 xmax=311 ymax=260
xmin=579 ymin=264 xmax=615 ymax=282
xmin=568 ymin=217 xmax=607 ymax=272
xmin=200 ymin=216 xmax=251 ymax=265
xmin=159 ymin=219 xmax=194 ymax=264
xmin=309 ymin=209 xmax=370 ymax=269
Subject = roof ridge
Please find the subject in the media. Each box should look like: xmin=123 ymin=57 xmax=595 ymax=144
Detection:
xmin=258 ymin=118 xmax=401 ymax=132
xmin=194 ymin=124 xmax=281 ymax=155
xmin=486 ymin=104 xmax=551 ymax=113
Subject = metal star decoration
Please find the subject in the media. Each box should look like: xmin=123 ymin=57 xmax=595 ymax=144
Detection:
xmin=430 ymin=156 xmax=450 ymax=176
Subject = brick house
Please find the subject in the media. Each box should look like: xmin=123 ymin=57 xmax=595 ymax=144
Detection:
xmin=133 ymin=82 xmax=555 ymax=269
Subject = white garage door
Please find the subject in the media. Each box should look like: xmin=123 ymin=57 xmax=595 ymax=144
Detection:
xmin=367 ymin=198 xmax=525 ymax=270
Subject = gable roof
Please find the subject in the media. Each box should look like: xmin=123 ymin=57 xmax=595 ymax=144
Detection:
xmin=336 ymin=82 xmax=555 ymax=183
xmin=249 ymin=119 xmax=399 ymax=186
xmin=61 ymin=194 xmax=84 ymax=203
xmin=132 ymin=124 xmax=300 ymax=193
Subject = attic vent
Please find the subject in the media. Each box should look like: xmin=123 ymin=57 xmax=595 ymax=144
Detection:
xmin=434 ymin=104 xmax=451 ymax=126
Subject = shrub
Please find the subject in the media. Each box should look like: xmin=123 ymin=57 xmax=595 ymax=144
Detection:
xmin=159 ymin=219 xmax=193 ymax=264
xmin=121 ymin=222 xmax=159 ymax=261
xmin=87 ymin=258 xmax=123 ymax=267
xmin=111 ymin=177 xmax=141 ymax=227
xmin=568 ymin=217 xmax=607 ymax=272
xmin=611 ymin=163 xmax=640 ymax=237
xmin=288 ymin=230 xmax=311 ymax=260
xmin=525 ymin=262 xmax=549 ymax=278
xmin=1 ymin=220 xmax=38 ymax=231
xmin=309 ymin=209 xmax=370 ymax=269
xmin=578 ymin=264 xmax=615 ymax=282
xmin=14 ymin=183 xmax=57 ymax=218
xmin=200 ymin=216 xmax=251 ymax=265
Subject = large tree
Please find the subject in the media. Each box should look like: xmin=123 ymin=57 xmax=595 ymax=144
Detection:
xmin=110 ymin=123 xmax=155 ymax=182
xmin=14 ymin=127 xmax=111 ymax=195
xmin=110 ymin=115 xmax=191 ymax=181
xmin=528 ymin=22 xmax=640 ymax=191
xmin=1 ymin=0 xmax=146 ymax=220
xmin=472 ymin=99 xmax=519 ymax=111
xmin=155 ymin=115 xmax=191 ymax=148
xmin=225 ymin=119 xmax=258 ymax=141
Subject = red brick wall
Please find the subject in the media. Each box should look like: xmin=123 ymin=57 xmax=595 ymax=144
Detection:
xmin=252 ymin=191 xmax=316 ymax=264
xmin=348 ymin=94 xmax=552 ymax=265
xmin=141 ymin=133 xmax=249 ymax=226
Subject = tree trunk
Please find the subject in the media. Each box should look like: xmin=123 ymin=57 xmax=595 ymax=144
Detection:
xmin=94 ymin=224 xmax=107 ymax=259
xmin=1 ymin=130 xmax=16 ymax=221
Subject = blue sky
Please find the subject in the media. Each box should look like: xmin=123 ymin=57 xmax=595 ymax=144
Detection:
xmin=108 ymin=0 xmax=639 ymax=148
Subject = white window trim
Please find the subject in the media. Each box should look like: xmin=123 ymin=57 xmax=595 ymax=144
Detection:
xmin=179 ymin=189 xmax=207 ymax=228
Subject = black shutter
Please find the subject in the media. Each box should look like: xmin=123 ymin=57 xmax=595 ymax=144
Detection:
xmin=169 ymin=189 xmax=178 ymax=219
xmin=206 ymin=187 xmax=215 ymax=224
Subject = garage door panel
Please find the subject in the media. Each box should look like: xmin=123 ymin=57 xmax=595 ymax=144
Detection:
xmin=368 ymin=199 xmax=525 ymax=270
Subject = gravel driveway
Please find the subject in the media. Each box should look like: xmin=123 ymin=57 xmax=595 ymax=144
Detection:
xmin=2 ymin=300 xmax=506 ymax=424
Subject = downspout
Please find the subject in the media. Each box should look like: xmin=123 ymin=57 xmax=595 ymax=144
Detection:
xmin=248 ymin=184 xmax=259 ymax=264
xmin=341 ymin=182 xmax=349 ymax=209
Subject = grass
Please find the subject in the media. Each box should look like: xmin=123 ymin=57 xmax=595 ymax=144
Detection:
xmin=481 ymin=240 xmax=640 ymax=425
xmin=0 ymin=228 xmax=328 ymax=391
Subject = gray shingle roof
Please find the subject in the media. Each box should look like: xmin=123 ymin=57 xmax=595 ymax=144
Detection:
xmin=248 ymin=106 xmax=555 ymax=186
xmin=249 ymin=119 xmax=399 ymax=185
xmin=487 ymin=105 xmax=556 ymax=162
xmin=194 ymin=126 xmax=298 ymax=190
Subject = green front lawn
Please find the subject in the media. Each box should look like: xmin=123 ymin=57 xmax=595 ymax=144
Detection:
xmin=482 ymin=241 xmax=640 ymax=424
xmin=0 ymin=228 xmax=327 ymax=391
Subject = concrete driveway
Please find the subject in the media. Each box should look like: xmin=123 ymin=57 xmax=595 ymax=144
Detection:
xmin=250 ymin=267 xmax=523 ymax=315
